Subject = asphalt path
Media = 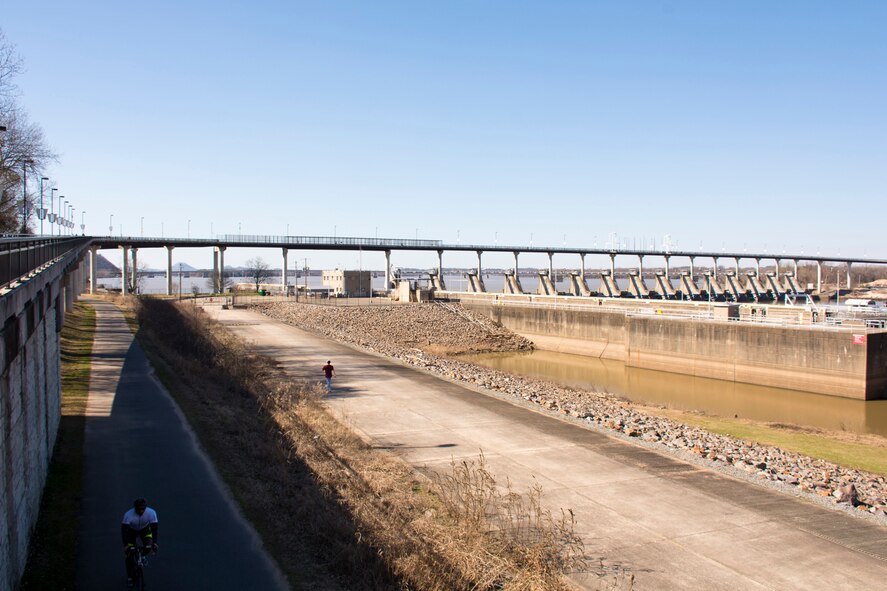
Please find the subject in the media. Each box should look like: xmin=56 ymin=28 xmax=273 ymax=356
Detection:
xmin=75 ymin=299 xmax=288 ymax=591
xmin=204 ymin=304 xmax=887 ymax=591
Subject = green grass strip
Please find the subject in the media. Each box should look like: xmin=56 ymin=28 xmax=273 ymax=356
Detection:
xmin=654 ymin=410 xmax=887 ymax=476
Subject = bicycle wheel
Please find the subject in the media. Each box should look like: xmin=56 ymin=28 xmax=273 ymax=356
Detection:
xmin=134 ymin=565 xmax=145 ymax=591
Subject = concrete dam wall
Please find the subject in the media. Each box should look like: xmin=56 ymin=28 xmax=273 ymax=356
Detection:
xmin=458 ymin=298 xmax=887 ymax=400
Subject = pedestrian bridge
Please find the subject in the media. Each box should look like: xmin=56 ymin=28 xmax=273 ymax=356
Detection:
xmin=88 ymin=233 xmax=887 ymax=297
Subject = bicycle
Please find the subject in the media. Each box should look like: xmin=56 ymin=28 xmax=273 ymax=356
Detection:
xmin=126 ymin=542 xmax=153 ymax=590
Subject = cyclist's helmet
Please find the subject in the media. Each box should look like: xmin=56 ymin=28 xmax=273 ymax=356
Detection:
xmin=133 ymin=498 xmax=147 ymax=510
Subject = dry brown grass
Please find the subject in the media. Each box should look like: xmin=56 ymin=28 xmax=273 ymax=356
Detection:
xmin=21 ymin=302 xmax=96 ymax=589
xmin=130 ymin=297 xmax=589 ymax=590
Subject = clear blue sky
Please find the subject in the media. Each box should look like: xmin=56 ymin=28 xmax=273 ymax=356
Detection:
xmin=4 ymin=1 xmax=885 ymax=270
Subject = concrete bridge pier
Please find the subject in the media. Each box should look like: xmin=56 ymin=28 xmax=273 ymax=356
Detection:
xmin=384 ymin=250 xmax=391 ymax=290
xmin=131 ymin=248 xmax=138 ymax=294
xmin=437 ymin=249 xmax=444 ymax=280
xmin=846 ymin=262 xmax=852 ymax=289
xmin=664 ymin=255 xmax=671 ymax=278
xmin=165 ymin=246 xmax=175 ymax=296
xmin=89 ymin=246 xmax=98 ymax=294
xmin=609 ymin=253 xmax=616 ymax=277
xmin=754 ymin=258 xmax=761 ymax=277
xmin=281 ymin=248 xmax=288 ymax=292
xmin=514 ymin=251 xmax=520 ymax=277
xmin=638 ymin=254 xmax=644 ymax=278
xmin=817 ymin=260 xmax=823 ymax=293
xmin=212 ymin=249 xmax=219 ymax=293
xmin=120 ymin=246 xmax=129 ymax=296
xmin=712 ymin=256 xmax=718 ymax=280
xmin=64 ymin=267 xmax=76 ymax=313
xmin=734 ymin=257 xmax=741 ymax=276
xmin=214 ymin=246 xmax=226 ymax=294
xmin=548 ymin=252 xmax=554 ymax=279
xmin=476 ymin=250 xmax=483 ymax=278
xmin=793 ymin=259 xmax=799 ymax=278
xmin=688 ymin=256 xmax=695 ymax=279
xmin=580 ymin=253 xmax=585 ymax=279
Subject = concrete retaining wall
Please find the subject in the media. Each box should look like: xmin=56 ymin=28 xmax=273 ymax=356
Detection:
xmin=458 ymin=297 xmax=886 ymax=400
xmin=1 ymin=255 xmax=85 ymax=591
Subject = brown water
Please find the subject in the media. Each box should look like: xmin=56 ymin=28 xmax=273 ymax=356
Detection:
xmin=462 ymin=350 xmax=887 ymax=438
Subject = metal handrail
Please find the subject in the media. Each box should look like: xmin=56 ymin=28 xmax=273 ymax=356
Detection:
xmin=0 ymin=236 xmax=91 ymax=291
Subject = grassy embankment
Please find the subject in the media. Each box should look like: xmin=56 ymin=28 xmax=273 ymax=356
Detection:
xmin=644 ymin=408 xmax=887 ymax=476
xmin=126 ymin=298 xmax=594 ymax=591
xmin=20 ymin=302 xmax=96 ymax=589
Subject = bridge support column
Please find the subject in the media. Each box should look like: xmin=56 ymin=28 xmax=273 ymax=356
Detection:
xmin=664 ymin=255 xmax=671 ymax=278
xmin=638 ymin=255 xmax=644 ymax=277
xmin=609 ymin=253 xmax=616 ymax=277
xmin=514 ymin=251 xmax=520 ymax=277
xmin=64 ymin=271 xmax=74 ymax=312
xmin=816 ymin=260 xmax=823 ymax=293
xmin=120 ymin=246 xmax=129 ymax=296
xmin=580 ymin=253 xmax=585 ymax=278
xmin=212 ymin=249 xmax=219 ymax=293
xmin=437 ymin=249 xmax=444 ymax=280
xmin=846 ymin=262 xmax=852 ymax=290
xmin=734 ymin=257 xmax=740 ymax=276
xmin=384 ymin=250 xmax=391 ymax=290
xmin=216 ymin=247 xmax=226 ymax=293
xmin=131 ymin=248 xmax=138 ymax=295
xmin=793 ymin=259 xmax=799 ymax=277
xmin=281 ymin=248 xmax=288 ymax=293
xmin=689 ymin=256 xmax=695 ymax=279
xmin=477 ymin=250 xmax=483 ymax=277
xmin=89 ymin=247 xmax=98 ymax=294
xmin=754 ymin=258 xmax=761 ymax=277
xmin=548 ymin=252 xmax=554 ymax=278
xmin=712 ymin=256 xmax=718 ymax=280
xmin=166 ymin=246 xmax=175 ymax=296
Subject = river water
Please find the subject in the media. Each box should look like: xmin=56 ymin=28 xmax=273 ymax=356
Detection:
xmin=96 ymin=272 xmax=633 ymax=295
xmin=462 ymin=349 xmax=887 ymax=438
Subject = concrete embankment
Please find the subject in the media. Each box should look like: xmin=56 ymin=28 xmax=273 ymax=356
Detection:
xmin=252 ymin=301 xmax=887 ymax=518
xmin=451 ymin=297 xmax=887 ymax=400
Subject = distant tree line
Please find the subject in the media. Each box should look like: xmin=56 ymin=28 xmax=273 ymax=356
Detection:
xmin=0 ymin=29 xmax=56 ymax=234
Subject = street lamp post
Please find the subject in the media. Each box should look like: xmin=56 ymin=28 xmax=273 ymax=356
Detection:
xmin=63 ymin=200 xmax=68 ymax=235
xmin=39 ymin=176 xmax=48 ymax=235
xmin=187 ymin=219 xmax=191 ymax=238
xmin=50 ymin=188 xmax=58 ymax=236
xmin=80 ymin=211 xmax=86 ymax=235
xmin=59 ymin=194 xmax=64 ymax=235
xmin=21 ymin=159 xmax=34 ymax=234
xmin=109 ymin=214 xmax=114 ymax=236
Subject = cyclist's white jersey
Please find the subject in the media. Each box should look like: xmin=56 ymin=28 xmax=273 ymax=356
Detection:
xmin=122 ymin=508 xmax=158 ymax=531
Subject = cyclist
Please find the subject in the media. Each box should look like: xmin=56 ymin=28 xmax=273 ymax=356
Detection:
xmin=121 ymin=497 xmax=158 ymax=587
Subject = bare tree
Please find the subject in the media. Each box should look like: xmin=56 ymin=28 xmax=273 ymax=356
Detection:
xmin=0 ymin=29 xmax=57 ymax=234
xmin=245 ymin=257 xmax=275 ymax=292
xmin=206 ymin=270 xmax=234 ymax=294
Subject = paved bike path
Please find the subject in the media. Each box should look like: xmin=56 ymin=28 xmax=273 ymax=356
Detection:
xmin=76 ymin=299 xmax=288 ymax=590
xmin=206 ymin=305 xmax=887 ymax=591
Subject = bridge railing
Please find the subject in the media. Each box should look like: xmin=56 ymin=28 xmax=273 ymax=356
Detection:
xmin=0 ymin=236 xmax=91 ymax=291
xmin=218 ymin=235 xmax=444 ymax=248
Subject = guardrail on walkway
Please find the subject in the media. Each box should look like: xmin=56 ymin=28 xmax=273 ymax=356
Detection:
xmin=0 ymin=236 xmax=91 ymax=292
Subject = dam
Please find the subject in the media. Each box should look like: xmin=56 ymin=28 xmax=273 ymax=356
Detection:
xmin=437 ymin=291 xmax=887 ymax=401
